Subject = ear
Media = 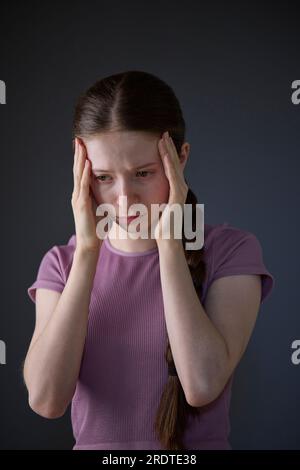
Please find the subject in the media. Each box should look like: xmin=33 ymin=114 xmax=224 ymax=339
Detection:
xmin=179 ymin=142 xmax=190 ymax=172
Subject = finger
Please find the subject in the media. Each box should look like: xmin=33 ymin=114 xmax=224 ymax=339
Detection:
xmin=160 ymin=139 xmax=176 ymax=176
xmin=79 ymin=159 xmax=90 ymax=201
xmin=74 ymin=140 xmax=87 ymax=200
xmin=163 ymin=154 xmax=177 ymax=186
xmin=75 ymin=137 xmax=79 ymax=163
xmin=72 ymin=138 xmax=80 ymax=200
xmin=73 ymin=138 xmax=77 ymax=168
xmin=75 ymin=139 xmax=85 ymax=194
xmin=168 ymin=137 xmax=179 ymax=164
xmin=165 ymin=153 xmax=185 ymax=186
xmin=159 ymin=135 xmax=180 ymax=187
xmin=158 ymin=137 xmax=169 ymax=166
xmin=160 ymin=134 xmax=175 ymax=163
xmin=166 ymin=137 xmax=185 ymax=184
xmin=166 ymin=135 xmax=180 ymax=170
xmin=76 ymin=141 xmax=86 ymax=186
xmin=78 ymin=140 xmax=85 ymax=170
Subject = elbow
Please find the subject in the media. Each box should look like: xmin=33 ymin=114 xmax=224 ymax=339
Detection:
xmin=28 ymin=393 xmax=67 ymax=419
xmin=187 ymin=361 xmax=232 ymax=407
xmin=186 ymin=387 xmax=214 ymax=408
xmin=186 ymin=379 xmax=223 ymax=408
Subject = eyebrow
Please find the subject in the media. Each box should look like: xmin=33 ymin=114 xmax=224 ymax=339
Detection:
xmin=92 ymin=162 xmax=159 ymax=172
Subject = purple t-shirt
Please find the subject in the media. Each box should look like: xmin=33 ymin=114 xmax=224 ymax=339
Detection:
xmin=27 ymin=222 xmax=275 ymax=450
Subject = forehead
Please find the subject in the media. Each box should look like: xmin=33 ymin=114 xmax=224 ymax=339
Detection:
xmin=85 ymin=131 xmax=159 ymax=156
xmin=84 ymin=131 xmax=162 ymax=172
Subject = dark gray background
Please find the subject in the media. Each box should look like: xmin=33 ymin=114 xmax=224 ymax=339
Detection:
xmin=0 ymin=0 xmax=299 ymax=449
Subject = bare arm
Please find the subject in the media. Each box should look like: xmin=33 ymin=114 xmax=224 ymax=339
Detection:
xmin=23 ymin=247 xmax=99 ymax=418
xmin=158 ymin=242 xmax=261 ymax=407
xmin=24 ymin=136 xmax=104 ymax=419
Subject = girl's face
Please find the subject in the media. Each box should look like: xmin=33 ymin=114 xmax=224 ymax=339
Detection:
xmin=84 ymin=130 xmax=182 ymax=233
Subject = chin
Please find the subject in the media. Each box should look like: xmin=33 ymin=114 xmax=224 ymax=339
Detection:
xmin=118 ymin=219 xmax=150 ymax=236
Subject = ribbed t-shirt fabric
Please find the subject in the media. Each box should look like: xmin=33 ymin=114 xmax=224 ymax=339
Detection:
xmin=27 ymin=222 xmax=275 ymax=450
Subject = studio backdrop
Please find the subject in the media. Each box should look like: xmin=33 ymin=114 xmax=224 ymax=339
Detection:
xmin=0 ymin=0 xmax=299 ymax=450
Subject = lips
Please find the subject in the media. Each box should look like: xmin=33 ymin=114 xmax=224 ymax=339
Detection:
xmin=117 ymin=214 xmax=145 ymax=223
xmin=118 ymin=215 xmax=139 ymax=221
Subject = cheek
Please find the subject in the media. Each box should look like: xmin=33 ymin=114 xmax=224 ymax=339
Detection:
xmin=147 ymin=174 xmax=169 ymax=204
xmin=91 ymin=178 xmax=108 ymax=204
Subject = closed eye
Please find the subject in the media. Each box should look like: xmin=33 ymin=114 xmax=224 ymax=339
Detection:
xmin=95 ymin=171 xmax=153 ymax=182
xmin=136 ymin=170 xmax=152 ymax=177
xmin=95 ymin=175 xmax=111 ymax=182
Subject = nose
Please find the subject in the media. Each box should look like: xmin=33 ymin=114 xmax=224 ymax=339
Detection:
xmin=115 ymin=179 xmax=140 ymax=217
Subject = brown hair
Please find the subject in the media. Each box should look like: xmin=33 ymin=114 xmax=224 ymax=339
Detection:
xmin=72 ymin=70 xmax=206 ymax=450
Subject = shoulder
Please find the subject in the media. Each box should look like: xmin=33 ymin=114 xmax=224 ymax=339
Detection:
xmin=204 ymin=221 xmax=255 ymax=249
xmin=44 ymin=235 xmax=76 ymax=271
xmin=203 ymin=221 xmax=263 ymax=265
xmin=27 ymin=234 xmax=77 ymax=303
xmin=202 ymin=222 xmax=275 ymax=304
xmin=37 ymin=234 xmax=77 ymax=277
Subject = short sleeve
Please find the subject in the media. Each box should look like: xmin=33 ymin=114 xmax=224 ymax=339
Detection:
xmin=209 ymin=225 xmax=275 ymax=304
xmin=27 ymin=244 xmax=74 ymax=304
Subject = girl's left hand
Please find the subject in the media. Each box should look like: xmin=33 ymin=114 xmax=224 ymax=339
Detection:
xmin=154 ymin=131 xmax=188 ymax=247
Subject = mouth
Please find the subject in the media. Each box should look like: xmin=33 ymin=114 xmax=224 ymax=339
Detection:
xmin=117 ymin=213 xmax=145 ymax=223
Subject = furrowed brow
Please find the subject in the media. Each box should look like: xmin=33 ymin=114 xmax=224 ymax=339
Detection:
xmin=93 ymin=162 xmax=159 ymax=172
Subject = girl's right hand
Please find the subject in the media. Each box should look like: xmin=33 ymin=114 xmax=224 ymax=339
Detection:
xmin=71 ymin=137 xmax=105 ymax=253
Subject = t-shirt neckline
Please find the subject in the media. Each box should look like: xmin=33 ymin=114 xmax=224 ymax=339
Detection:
xmin=104 ymin=236 xmax=159 ymax=257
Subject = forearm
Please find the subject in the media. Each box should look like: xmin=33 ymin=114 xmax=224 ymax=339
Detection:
xmin=158 ymin=241 xmax=230 ymax=405
xmin=24 ymin=248 xmax=99 ymax=416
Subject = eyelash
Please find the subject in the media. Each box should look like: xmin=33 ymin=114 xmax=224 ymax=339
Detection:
xmin=95 ymin=171 xmax=153 ymax=182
